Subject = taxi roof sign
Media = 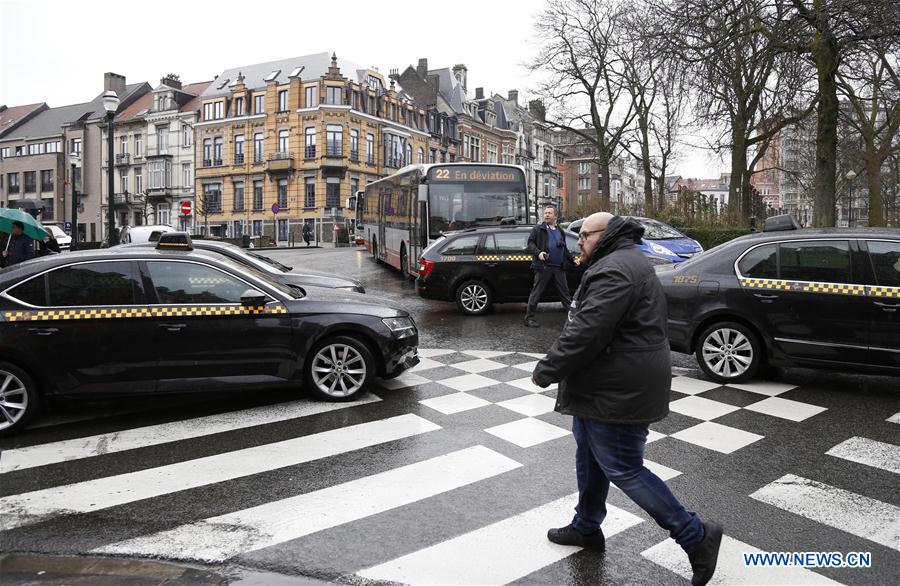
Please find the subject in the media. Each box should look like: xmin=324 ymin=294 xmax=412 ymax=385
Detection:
xmin=763 ymin=214 xmax=801 ymax=232
xmin=156 ymin=232 xmax=194 ymax=250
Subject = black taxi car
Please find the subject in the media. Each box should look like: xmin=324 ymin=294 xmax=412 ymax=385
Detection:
xmin=415 ymin=225 xmax=584 ymax=315
xmin=0 ymin=233 xmax=418 ymax=435
xmin=657 ymin=215 xmax=899 ymax=382
xmin=123 ymin=239 xmax=366 ymax=293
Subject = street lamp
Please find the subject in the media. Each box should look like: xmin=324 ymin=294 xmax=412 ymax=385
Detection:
xmin=102 ymin=90 xmax=120 ymax=246
xmin=845 ymin=170 xmax=857 ymax=227
xmin=69 ymin=152 xmax=81 ymax=251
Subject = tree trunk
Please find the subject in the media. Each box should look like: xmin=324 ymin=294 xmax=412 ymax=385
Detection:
xmin=639 ymin=115 xmax=654 ymax=214
xmin=599 ymin=160 xmax=612 ymax=212
xmin=866 ymin=157 xmax=883 ymax=227
xmin=812 ymin=32 xmax=840 ymax=227
xmin=728 ymin=138 xmax=746 ymax=223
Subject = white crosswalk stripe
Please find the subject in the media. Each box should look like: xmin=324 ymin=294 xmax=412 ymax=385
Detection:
xmin=825 ymin=436 xmax=900 ymax=475
xmin=359 ymin=496 xmax=642 ymax=585
xmin=0 ymin=395 xmax=380 ymax=473
xmin=93 ymin=445 xmax=522 ymax=562
xmin=750 ymin=474 xmax=900 ymax=551
xmin=642 ymin=534 xmax=842 ymax=585
xmin=0 ymin=414 xmax=439 ymax=531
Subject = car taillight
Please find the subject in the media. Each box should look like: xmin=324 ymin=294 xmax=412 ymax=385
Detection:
xmin=418 ymin=258 xmax=435 ymax=277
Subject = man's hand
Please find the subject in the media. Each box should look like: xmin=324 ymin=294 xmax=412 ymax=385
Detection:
xmin=1 ymin=251 xmax=7 ymax=258
xmin=539 ymin=251 xmax=549 ymax=262
xmin=574 ymin=257 xmax=581 ymax=266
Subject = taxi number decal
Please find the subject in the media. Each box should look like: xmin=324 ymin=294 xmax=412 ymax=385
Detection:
xmin=673 ymin=275 xmax=699 ymax=284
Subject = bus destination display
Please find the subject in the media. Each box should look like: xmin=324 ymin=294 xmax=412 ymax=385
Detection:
xmin=428 ymin=166 xmax=521 ymax=183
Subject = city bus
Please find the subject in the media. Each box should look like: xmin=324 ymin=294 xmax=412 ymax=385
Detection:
xmin=357 ymin=163 xmax=529 ymax=277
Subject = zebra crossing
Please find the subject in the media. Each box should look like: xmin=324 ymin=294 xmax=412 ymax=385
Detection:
xmin=1 ymin=349 xmax=898 ymax=584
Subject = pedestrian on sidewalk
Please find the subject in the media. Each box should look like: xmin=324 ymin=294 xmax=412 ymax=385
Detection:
xmin=302 ymin=223 xmax=313 ymax=247
xmin=2 ymin=221 xmax=35 ymax=267
xmin=524 ymin=205 xmax=575 ymax=328
xmin=531 ymin=212 xmax=722 ymax=586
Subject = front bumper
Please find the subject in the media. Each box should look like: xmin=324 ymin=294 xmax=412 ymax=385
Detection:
xmin=382 ymin=335 xmax=420 ymax=379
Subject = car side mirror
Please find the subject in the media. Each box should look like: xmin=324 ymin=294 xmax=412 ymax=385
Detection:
xmin=240 ymin=289 xmax=267 ymax=307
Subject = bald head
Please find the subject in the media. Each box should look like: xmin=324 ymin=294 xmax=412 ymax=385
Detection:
xmin=577 ymin=212 xmax=615 ymax=262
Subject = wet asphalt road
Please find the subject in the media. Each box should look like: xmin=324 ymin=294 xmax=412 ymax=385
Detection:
xmin=1 ymin=245 xmax=897 ymax=585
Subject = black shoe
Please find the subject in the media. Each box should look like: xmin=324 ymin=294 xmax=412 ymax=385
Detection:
xmin=547 ymin=524 xmax=605 ymax=551
xmin=524 ymin=319 xmax=540 ymax=328
xmin=688 ymin=521 xmax=723 ymax=586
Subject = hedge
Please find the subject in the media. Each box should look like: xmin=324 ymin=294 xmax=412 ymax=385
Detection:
xmin=679 ymin=227 xmax=752 ymax=251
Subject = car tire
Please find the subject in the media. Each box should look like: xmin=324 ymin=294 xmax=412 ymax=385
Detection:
xmin=371 ymin=238 xmax=380 ymax=264
xmin=305 ymin=336 xmax=376 ymax=401
xmin=695 ymin=321 xmax=763 ymax=383
xmin=0 ymin=362 xmax=40 ymax=436
xmin=455 ymin=280 xmax=493 ymax=316
xmin=400 ymin=245 xmax=410 ymax=280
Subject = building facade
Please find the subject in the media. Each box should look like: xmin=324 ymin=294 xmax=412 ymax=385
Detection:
xmin=195 ymin=53 xmax=429 ymax=244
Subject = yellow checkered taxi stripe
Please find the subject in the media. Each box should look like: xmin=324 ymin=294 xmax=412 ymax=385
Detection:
xmin=2 ymin=304 xmax=288 ymax=322
xmin=738 ymin=278 xmax=891 ymax=297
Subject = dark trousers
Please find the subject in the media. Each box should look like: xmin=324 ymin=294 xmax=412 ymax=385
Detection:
xmin=570 ymin=416 xmax=705 ymax=553
xmin=525 ymin=267 xmax=571 ymax=320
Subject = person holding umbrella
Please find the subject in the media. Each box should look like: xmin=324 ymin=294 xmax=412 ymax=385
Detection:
xmin=0 ymin=208 xmax=49 ymax=268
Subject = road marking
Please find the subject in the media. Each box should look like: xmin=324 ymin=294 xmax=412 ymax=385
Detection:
xmin=0 ymin=395 xmax=381 ymax=473
xmin=642 ymin=533 xmax=842 ymax=584
xmin=750 ymin=474 xmax=900 ymax=550
xmin=0 ymin=414 xmax=438 ymax=531
xmin=359 ymin=495 xmax=642 ymax=585
xmin=825 ymin=436 xmax=900 ymax=475
xmin=94 ymin=445 xmax=521 ymax=562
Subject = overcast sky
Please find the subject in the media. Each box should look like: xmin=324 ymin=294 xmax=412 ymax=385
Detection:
xmin=0 ymin=0 xmax=723 ymax=178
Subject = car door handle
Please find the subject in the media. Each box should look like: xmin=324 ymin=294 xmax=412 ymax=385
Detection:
xmin=484 ymin=262 xmax=498 ymax=268
xmin=874 ymin=301 xmax=899 ymax=312
xmin=753 ymin=293 xmax=779 ymax=302
xmin=27 ymin=327 xmax=58 ymax=336
xmin=159 ymin=323 xmax=187 ymax=332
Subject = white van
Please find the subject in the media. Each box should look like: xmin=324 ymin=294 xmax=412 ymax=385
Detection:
xmin=120 ymin=225 xmax=175 ymax=244
xmin=46 ymin=225 xmax=73 ymax=250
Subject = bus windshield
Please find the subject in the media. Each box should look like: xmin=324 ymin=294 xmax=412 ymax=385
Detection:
xmin=428 ymin=182 xmax=528 ymax=235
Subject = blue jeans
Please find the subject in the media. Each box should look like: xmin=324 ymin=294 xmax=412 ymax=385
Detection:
xmin=570 ymin=416 xmax=704 ymax=553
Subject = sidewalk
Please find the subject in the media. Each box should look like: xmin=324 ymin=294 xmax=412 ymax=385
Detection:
xmin=0 ymin=554 xmax=332 ymax=585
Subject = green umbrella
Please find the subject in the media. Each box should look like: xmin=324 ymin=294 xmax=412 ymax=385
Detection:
xmin=0 ymin=207 xmax=50 ymax=242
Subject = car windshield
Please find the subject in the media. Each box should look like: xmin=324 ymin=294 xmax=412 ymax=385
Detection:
xmin=208 ymin=253 xmax=302 ymax=299
xmin=639 ymin=219 xmax=685 ymax=240
xmin=248 ymin=251 xmax=293 ymax=272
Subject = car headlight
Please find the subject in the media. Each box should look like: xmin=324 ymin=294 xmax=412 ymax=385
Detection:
xmin=382 ymin=316 xmax=416 ymax=338
xmin=649 ymin=242 xmax=676 ymax=256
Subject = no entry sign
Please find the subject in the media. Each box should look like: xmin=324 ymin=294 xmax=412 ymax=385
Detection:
xmin=180 ymin=201 xmax=192 ymax=215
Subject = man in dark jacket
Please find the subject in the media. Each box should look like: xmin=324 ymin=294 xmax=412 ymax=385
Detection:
xmin=524 ymin=205 xmax=575 ymax=328
xmin=532 ymin=212 xmax=722 ymax=586
xmin=2 ymin=222 xmax=35 ymax=267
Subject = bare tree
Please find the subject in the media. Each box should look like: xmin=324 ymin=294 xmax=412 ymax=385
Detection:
xmin=531 ymin=0 xmax=637 ymax=211
xmin=659 ymin=0 xmax=816 ymax=225
xmin=837 ymin=40 xmax=900 ymax=226
xmin=757 ymin=0 xmax=900 ymax=226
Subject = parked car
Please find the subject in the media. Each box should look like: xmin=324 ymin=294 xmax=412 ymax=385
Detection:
xmin=120 ymin=224 xmax=175 ymax=244
xmin=46 ymin=225 xmax=72 ymax=251
xmin=0 ymin=233 xmax=418 ymax=435
xmin=122 ymin=239 xmax=365 ymax=293
xmin=416 ymin=225 xmax=584 ymax=315
xmin=656 ymin=214 xmax=899 ymax=382
xmin=567 ymin=217 xmax=702 ymax=262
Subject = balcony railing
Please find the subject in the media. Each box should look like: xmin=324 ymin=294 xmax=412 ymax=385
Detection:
xmin=116 ymin=153 xmax=131 ymax=165
xmin=325 ymin=145 xmax=343 ymax=157
xmin=304 ymin=145 xmax=316 ymax=159
xmin=8 ymin=185 xmax=19 ymax=193
xmin=24 ymin=183 xmax=36 ymax=193
xmin=234 ymin=154 xmax=245 ymax=165
xmin=267 ymin=152 xmax=295 ymax=172
xmin=270 ymin=151 xmax=293 ymax=161
xmin=367 ymin=155 xmax=375 ymax=165
xmin=214 ymin=158 xmax=223 ymax=167
xmin=114 ymin=193 xmax=131 ymax=205
xmin=41 ymin=183 xmax=53 ymax=192
xmin=385 ymin=156 xmax=405 ymax=168
xmin=203 ymin=159 xmax=211 ymax=167
xmin=349 ymin=149 xmax=359 ymax=161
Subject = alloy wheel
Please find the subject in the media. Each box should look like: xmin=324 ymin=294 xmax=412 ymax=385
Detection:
xmin=310 ymin=343 xmax=367 ymax=398
xmin=701 ymin=328 xmax=753 ymax=378
xmin=460 ymin=284 xmax=488 ymax=313
xmin=0 ymin=370 xmax=28 ymax=431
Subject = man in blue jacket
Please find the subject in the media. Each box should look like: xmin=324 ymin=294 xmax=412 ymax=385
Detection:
xmin=533 ymin=212 xmax=722 ymax=586
xmin=2 ymin=221 xmax=34 ymax=267
xmin=524 ymin=205 xmax=575 ymax=328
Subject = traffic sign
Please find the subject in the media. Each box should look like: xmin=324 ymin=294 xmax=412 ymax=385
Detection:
xmin=180 ymin=201 xmax=192 ymax=215
xmin=272 ymin=203 xmax=280 ymax=215
xmin=64 ymin=222 xmax=72 ymax=231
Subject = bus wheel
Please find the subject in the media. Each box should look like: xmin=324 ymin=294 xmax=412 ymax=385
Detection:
xmin=400 ymin=245 xmax=412 ymax=280
xmin=455 ymin=280 xmax=492 ymax=316
xmin=371 ymin=238 xmax=379 ymax=263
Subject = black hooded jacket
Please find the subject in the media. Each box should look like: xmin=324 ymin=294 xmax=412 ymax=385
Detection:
xmin=533 ymin=216 xmax=671 ymax=423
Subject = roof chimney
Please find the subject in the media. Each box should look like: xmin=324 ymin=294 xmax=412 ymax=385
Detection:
xmin=104 ymin=72 xmax=126 ymax=96
xmin=160 ymin=73 xmax=182 ymax=89
xmin=528 ymin=99 xmax=546 ymax=122
xmin=452 ymin=64 xmax=468 ymax=94
xmin=417 ymin=58 xmax=428 ymax=79
xmin=508 ymin=90 xmax=518 ymax=104
xmin=475 ymin=87 xmax=484 ymax=100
